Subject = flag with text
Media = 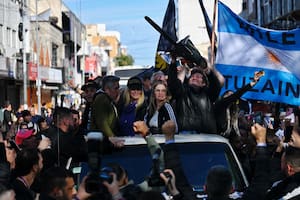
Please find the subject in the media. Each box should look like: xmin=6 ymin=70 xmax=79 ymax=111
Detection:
xmin=216 ymin=1 xmax=300 ymax=105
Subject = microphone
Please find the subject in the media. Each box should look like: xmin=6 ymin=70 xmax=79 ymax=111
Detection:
xmin=87 ymin=132 xmax=103 ymax=172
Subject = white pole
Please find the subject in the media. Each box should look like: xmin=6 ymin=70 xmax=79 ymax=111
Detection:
xmin=22 ymin=0 xmax=27 ymax=107
xmin=74 ymin=26 xmax=77 ymax=87
xmin=36 ymin=0 xmax=41 ymax=114
xmin=80 ymin=0 xmax=85 ymax=85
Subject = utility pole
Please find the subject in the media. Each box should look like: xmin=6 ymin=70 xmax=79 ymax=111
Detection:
xmin=22 ymin=0 xmax=27 ymax=108
xmin=80 ymin=0 xmax=85 ymax=85
xmin=36 ymin=0 xmax=41 ymax=114
xmin=74 ymin=26 xmax=77 ymax=87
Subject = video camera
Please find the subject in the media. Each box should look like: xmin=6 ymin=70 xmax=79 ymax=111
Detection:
xmin=147 ymin=148 xmax=172 ymax=187
xmin=85 ymin=132 xmax=113 ymax=195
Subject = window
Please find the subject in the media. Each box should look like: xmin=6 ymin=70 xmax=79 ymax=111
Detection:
xmin=101 ymin=142 xmax=247 ymax=194
xmin=0 ymin=25 xmax=3 ymax=44
xmin=12 ymin=30 xmax=16 ymax=48
xmin=6 ymin=28 xmax=11 ymax=47
xmin=52 ymin=43 xmax=58 ymax=67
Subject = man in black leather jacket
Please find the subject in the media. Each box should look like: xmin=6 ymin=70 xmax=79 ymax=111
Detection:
xmin=167 ymin=58 xmax=224 ymax=134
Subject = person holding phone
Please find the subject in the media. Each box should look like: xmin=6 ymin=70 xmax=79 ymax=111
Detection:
xmin=214 ymin=71 xmax=264 ymax=138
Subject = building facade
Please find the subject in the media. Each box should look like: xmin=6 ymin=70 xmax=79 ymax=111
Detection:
xmin=241 ymin=0 xmax=300 ymax=29
xmin=0 ymin=0 xmax=23 ymax=109
xmin=0 ymin=0 xmax=86 ymax=111
xmin=177 ymin=0 xmax=243 ymax=59
xmin=86 ymin=24 xmax=121 ymax=77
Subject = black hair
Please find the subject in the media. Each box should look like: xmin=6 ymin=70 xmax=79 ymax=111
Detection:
xmin=71 ymin=109 xmax=80 ymax=117
xmin=205 ymin=165 xmax=232 ymax=199
xmin=40 ymin=166 xmax=74 ymax=195
xmin=93 ymin=76 xmax=103 ymax=89
xmin=37 ymin=117 xmax=46 ymax=126
xmin=52 ymin=107 xmax=72 ymax=126
xmin=21 ymin=110 xmax=31 ymax=118
xmin=285 ymin=146 xmax=300 ymax=168
xmin=13 ymin=148 xmax=40 ymax=177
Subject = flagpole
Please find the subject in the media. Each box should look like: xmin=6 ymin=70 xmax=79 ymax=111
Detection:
xmin=210 ymin=0 xmax=218 ymax=66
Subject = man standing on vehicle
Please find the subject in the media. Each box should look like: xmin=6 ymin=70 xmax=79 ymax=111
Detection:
xmin=167 ymin=57 xmax=224 ymax=134
xmin=90 ymin=75 xmax=120 ymax=137
xmin=80 ymin=80 xmax=99 ymax=134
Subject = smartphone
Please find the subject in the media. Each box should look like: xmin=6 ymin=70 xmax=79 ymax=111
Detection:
xmin=253 ymin=112 xmax=263 ymax=125
xmin=256 ymin=70 xmax=265 ymax=77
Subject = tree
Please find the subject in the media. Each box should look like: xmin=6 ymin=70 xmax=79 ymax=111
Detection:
xmin=114 ymin=54 xmax=134 ymax=66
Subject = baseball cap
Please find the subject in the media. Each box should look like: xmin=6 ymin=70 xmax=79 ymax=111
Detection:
xmin=15 ymin=128 xmax=35 ymax=145
xmin=127 ymin=76 xmax=142 ymax=90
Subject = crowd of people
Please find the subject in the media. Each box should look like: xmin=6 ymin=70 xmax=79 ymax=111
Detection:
xmin=1 ymin=54 xmax=300 ymax=200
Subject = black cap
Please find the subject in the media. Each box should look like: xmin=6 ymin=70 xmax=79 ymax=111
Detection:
xmin=127 ymin=76 xmax=142 ymax=90
xmin=81 ymin=80 xmax=98 ymax=91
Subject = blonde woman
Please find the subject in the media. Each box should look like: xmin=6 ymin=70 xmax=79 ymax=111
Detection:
xmin=144 ymin=80 xmax=178 ymax=134
xmin=118 ymin=76 xmax=147 ymax=136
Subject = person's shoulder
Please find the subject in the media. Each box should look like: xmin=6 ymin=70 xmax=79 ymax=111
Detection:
xmin=94 ymin=91 xmax=109 ymax=102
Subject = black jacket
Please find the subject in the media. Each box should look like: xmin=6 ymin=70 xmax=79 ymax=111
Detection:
xmin=12 ymin=178 xmax=36 ymax=200
xmin=168 ymin=64 xmax=222 ymax=134
xmin=265 ymin=172 xmax=300 ymax=200
xmin=145 ymin=103 xmax=178 ymax=134
xmin=51 ymin=128 xmax=87 ymax=167
xmin=214 ymin=83 xmax=252 ymax=136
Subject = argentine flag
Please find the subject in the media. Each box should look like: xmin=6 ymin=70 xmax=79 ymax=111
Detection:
xmin=216 ymin=1 xmax=300 ymax=105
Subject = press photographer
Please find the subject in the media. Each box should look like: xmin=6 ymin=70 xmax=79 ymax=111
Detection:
xmin=84 ymin=132 xmax=125 ymax=200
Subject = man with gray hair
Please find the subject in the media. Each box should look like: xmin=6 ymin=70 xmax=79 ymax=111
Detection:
xmin=90 ymin=75 xmax=121 ymax=137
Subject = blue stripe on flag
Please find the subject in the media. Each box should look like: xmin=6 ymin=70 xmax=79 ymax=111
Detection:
xmin=218 ymin=1 xmax=300 ymax=51
xmin=216 ymin=64 xmax=300 ymax=105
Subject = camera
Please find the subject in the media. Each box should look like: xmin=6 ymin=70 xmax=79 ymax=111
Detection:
xmin=85 ymin=131 xmax=113 ymax=195
xmin=85 ymin=167 xmax=113 ymax=194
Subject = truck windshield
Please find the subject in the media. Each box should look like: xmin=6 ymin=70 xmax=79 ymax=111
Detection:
xmin=101 ymin=142 xmax=246 ymax=193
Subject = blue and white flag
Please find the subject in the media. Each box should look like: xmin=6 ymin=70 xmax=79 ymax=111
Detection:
xmin=216 ymin=1 xmax=300 ymax=105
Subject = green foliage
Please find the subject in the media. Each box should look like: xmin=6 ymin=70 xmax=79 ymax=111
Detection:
xmin=115 ymin=54 xmax=134 ymax=66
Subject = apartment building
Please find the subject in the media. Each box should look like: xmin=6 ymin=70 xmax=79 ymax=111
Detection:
xmin=0 ymin=0 xmax=22 ymax=108
xmin=241 ymin=0 xmax=300 ymax=29
xmin=85 ymin=24 xmax=121 ymax=76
